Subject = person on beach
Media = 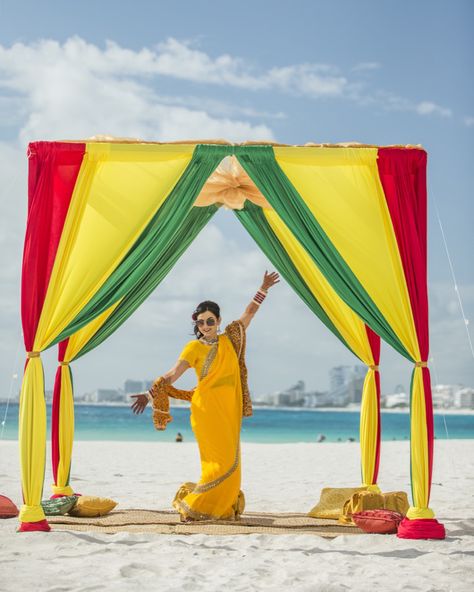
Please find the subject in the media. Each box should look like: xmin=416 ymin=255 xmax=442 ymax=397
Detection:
xmin=130 ymin=270 xmax=280 ymax=522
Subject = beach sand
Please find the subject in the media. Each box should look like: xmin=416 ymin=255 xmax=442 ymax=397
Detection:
xmin=0 ymin=439 xmax=473 ymax=591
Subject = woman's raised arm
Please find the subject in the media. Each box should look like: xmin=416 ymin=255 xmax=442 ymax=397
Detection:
xmin=239 ymin=270 xmax=280 ymax=330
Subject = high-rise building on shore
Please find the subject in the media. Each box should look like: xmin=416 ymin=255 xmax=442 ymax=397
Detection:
xmin=328 ymin=364 xmax=366 ymax=406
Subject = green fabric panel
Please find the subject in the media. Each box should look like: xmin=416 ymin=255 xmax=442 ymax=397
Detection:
xmin=234 ymin=200 xmax=356 ymax=357
xmin=234 ymin=145 xmax=411 ymax=360
xmin=75 ymin=204 xmax=219 ymax=358
xmin=52 ymin=144 xmax=232 ymax=347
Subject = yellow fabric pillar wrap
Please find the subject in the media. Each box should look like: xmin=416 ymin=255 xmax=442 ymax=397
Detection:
xmin=51 ymin=300 xmax=123 ymax=495
xmin=51 ymin=364 xmax=75 ymax=496
xmin=34 ymin=143 xmax=195 ymax=351
xmin=407 ymin=367 xmax=434 ymax=519
xmin=263 ymin=208 xmax=379 ymax=488
xmin=359 ymin=369 xmax=380 ymax=490
xmin=18 ymin=357 xmax=47 ymax=522
xmin=273 ymin=147 xmax=420 ymax=360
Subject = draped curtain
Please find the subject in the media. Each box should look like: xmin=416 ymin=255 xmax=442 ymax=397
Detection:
xmin=234 ymin=200 xmax=382 ymax=489
xmin=19 ymin=142 xmax=224 ymax=526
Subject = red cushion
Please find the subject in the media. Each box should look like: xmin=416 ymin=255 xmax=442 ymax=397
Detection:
xmin=0 ymin=495 xmax=19 ymax=518
xmin=352 ymin=509 xmax=404 ymax=534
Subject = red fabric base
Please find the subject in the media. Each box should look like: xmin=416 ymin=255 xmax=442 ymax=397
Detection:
xmin=397 ymin=517 xmax=446 ymax=539
xmin=17 ymin=519 xmax=51 ymax=532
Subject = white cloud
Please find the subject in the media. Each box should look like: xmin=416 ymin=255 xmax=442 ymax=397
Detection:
xmin=368 ymin=90 xmax=453 ymax=118
xmin=0 ymin=37 xmax=275 ymax=144
xmin=464 ymin=116 xmax=474 ymax=127
xmin=0 ymin=36 xmax=454 ymax=136
xmin=415 ymin=101 xmax=452 ymax=118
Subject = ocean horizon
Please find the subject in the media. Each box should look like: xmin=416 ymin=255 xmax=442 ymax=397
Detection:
xmin=1 ymin=403 xmax=473 ymax=443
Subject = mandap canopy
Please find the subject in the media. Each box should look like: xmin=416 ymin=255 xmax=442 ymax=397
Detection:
xmin=18 ymin=138 xmax=445 ymax=538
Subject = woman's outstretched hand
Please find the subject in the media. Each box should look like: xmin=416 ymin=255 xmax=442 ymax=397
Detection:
xmin=130 ymin=393 xmax=149 ymax=414
xmin=261 ymin=270 xmax=280 ymax=291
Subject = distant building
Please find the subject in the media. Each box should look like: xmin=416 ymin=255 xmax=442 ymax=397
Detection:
xmin=86 ymin=389 xmax=124 ymax=403
xmin=384 ymin=392 xmax=409 ymax=408
xmin=432 ymin=384 xmax=464 ymax=408
xmin=454 ymin=387 xmax=474 ymax=409
xmin=284 ymin=380 xmax=306 ymax=405
xmin=124 ymin=380 xmax=144 ymax=394
xmin=303 ymin=391 xmax=332 ymax=407
xmin=328 ymin=364 xmax=366 ymax=406
xmin=329 ymin=366 xmax=352 ymax=392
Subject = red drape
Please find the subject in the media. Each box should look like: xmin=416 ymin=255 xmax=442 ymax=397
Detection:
xmin=377 ymin=148 xmax=434 ymax=496
xmin=21 ymin=142 xmax=86 ymax=351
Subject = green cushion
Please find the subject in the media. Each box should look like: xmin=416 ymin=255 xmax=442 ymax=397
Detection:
xmin=41 ymin=495 xmax=78 ymax=516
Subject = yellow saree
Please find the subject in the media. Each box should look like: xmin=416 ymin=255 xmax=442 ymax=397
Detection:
xmin=149 ymin=320 xmax=250 ymax=521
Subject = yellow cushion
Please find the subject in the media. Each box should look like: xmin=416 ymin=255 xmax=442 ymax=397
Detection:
xmin=308 ymin=487 xmax=369 ymax=520
xmin=68 ymin=496 xmax=117 ymax=517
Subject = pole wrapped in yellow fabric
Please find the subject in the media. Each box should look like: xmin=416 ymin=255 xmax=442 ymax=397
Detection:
xmin=50 ymin=362 xmax=75 ymax=497
xmin=51 ymin=302 xmax=121 ymax=496
xmin=359 ymin=365 xmax=381 ymax=492
xmin=18 ymin=353 xmax=47 ymax=522
xmin=406 ymin=364 xmax=434 ymax=519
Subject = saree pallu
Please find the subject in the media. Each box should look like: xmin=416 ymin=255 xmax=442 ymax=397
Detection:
xmin=174 ymin=333 xmax=244 ymax=520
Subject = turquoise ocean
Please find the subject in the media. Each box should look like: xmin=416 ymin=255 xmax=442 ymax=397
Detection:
xmin=1 ymin=403 xmax=473 ymax=443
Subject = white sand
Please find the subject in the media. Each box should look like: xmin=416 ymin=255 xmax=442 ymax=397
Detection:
xmin=0 ymin=439 xmax=473 ymax=591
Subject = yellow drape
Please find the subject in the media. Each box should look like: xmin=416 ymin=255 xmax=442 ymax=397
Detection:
xmin=34 ymin=143 xmax=195 ymax=351
xmin=18 ymin=357 xmax=47 ymax=522
xmin=264 ymin=208 xmax=380 ymax=489
xmin=50 ymin=364 xmax=74 ymax=496
xmin=20 ymin=143 xmax=194 ymax=523
xmin=274 ymin=147 xmax=420 ymax=360
xmin=274 ymin=146 xmax=431 ymax=517
xmin=407 ymin=368 xmax=432 ymax=518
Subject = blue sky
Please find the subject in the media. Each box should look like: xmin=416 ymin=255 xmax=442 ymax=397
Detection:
xmin=0 ymin=0 xmax=472 ymax=398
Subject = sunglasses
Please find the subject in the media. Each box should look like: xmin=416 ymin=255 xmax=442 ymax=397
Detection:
xmin=194 ymin=318 xmax=216 ymax=327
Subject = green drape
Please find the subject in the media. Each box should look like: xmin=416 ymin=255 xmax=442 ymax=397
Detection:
xmin=235 ymin=146 xmax=410 ymax=360
xmin=234 ymin=200 xmax=353 ymax=354
xmin=52 ymin=144 xmax=233 ymax=346
xmin=76 ymin=204 xmax=219 ymax=357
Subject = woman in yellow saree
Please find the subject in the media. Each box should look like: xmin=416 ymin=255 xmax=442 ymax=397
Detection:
xmin=131 ymin=271 xmax=279 ymax=521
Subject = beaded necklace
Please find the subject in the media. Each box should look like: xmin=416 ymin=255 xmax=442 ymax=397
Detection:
xmin=199 ymin=335 xmax=219 ymax=346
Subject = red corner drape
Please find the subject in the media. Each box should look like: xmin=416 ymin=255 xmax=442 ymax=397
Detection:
xmin=376 ymin=148 xmax=433 ymax=494
xmin=21 ymin=142 xmax=86 ymax=351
